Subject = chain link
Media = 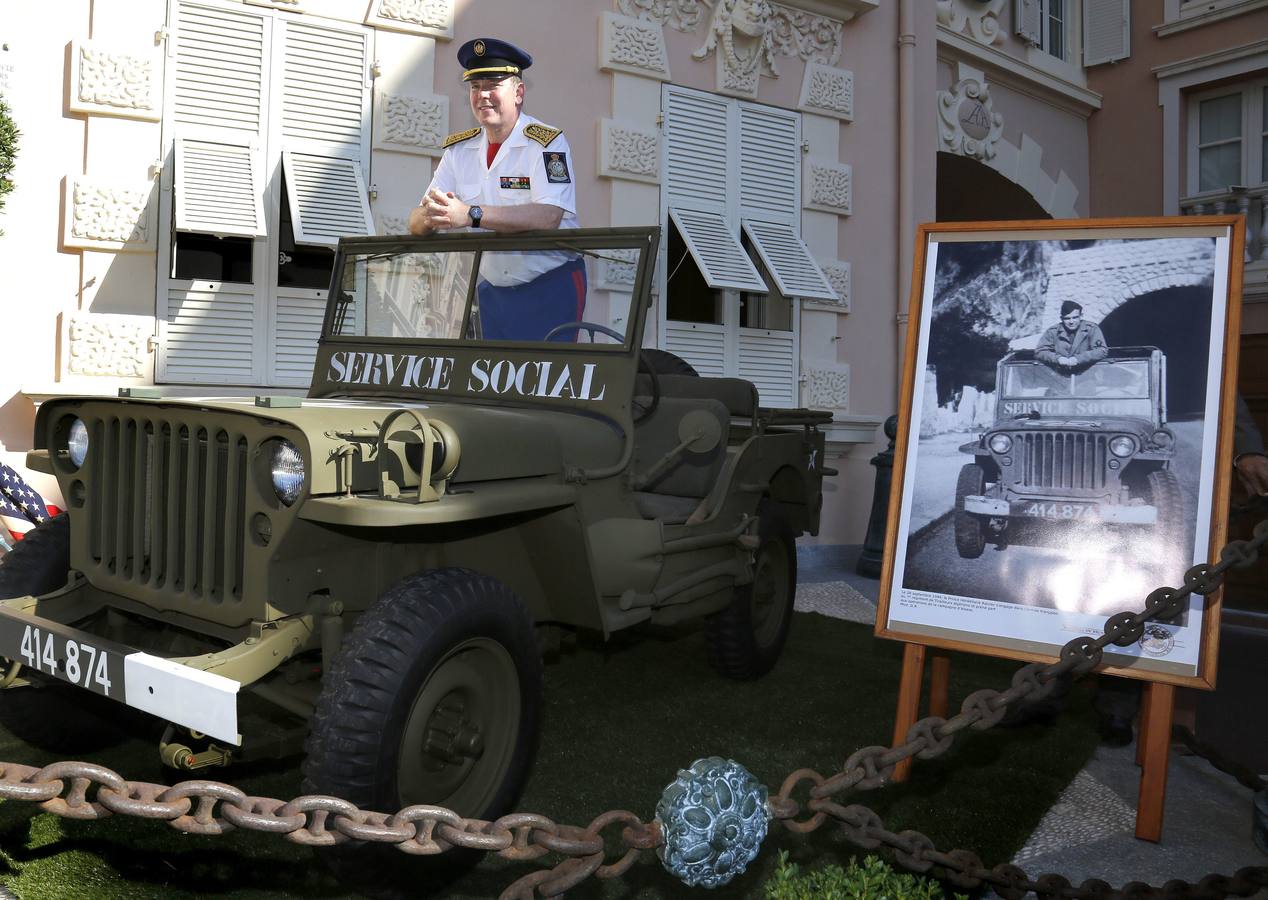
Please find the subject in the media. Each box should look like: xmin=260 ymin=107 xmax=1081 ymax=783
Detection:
xmin=0 ymin=522 xmax=1262 ymax=898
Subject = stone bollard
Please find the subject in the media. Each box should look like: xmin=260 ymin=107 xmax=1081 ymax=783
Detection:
xmin=856 ymin=415 xmax=898 ymax=578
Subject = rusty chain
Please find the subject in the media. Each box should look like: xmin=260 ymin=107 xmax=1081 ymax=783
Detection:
xmin=0 ymin=519 xmax=1264 ymax=899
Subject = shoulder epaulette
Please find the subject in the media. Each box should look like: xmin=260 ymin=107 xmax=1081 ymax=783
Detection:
xmin=442 ymin=127 xmax=481 ymax=148
xmin=524 ymin=123 xmax=563 ymax=147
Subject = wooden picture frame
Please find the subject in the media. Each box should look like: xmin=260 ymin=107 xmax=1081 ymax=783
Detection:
xmin=876 ymin=216 xmax=1246 ymax=690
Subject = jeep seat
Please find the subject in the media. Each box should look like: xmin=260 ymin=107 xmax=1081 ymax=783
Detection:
xmin=630 ymin=397 xmax=731 ymax=524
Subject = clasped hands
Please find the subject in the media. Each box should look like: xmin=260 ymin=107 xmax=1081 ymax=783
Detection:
xmin=419 ymin=188 xmax=472 ymax=230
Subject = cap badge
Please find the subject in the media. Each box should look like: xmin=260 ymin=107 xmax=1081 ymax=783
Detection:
xmin=474 ymin=40 xmax=486 ymax=56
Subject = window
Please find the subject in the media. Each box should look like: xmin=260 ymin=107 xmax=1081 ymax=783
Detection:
xmin=1187 ymin=80 xmax=1268 ymax=195
xmin=1015 ymin=0 xmax=1070 ymax=60
xmin=157 ymin=0 xmax=374 ymax=386
xmin=1043 ymin=0 xmax=1066 ymax=59
xmin=659 ymin=86 xmax=836 ymax=408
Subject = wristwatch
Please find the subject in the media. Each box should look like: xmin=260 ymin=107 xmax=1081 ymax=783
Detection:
xmin=469 ymin=205 xmax=483 ymax=229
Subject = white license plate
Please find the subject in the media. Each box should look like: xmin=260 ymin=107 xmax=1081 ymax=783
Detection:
xmin=1021 ymin=501 xmax=1098 ymax=520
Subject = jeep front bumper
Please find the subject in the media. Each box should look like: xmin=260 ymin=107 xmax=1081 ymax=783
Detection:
xmin=963 ymin=495 xmax=1157 ymax=525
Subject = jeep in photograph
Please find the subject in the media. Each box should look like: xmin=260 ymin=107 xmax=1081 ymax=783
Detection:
xmin=0 ymin=226 xmax=830 ymax=833
xmin=954 ymin=347 xmax=1180 ymax=558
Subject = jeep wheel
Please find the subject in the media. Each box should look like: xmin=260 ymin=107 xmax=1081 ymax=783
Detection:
xmin=1146 ymin=469 xmax=1185 ymax=552
xmin=303 ymin=567 xmax=542 ymax=821
xmin=705 ymin=508 xmax=795 ymax=680
xmin=641 ymin=348 xmax=698 ymax=376
xmin=954 ymin=464 xmax=988 ymax=559
xmin=0 ymin=514 xmax=137 ymax=753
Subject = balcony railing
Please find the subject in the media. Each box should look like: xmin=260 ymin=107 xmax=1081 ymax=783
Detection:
xmin=1180 ymin=185 xmax=1268 ymax=264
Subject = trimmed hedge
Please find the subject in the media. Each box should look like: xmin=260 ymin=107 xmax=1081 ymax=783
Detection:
xmin=765 ymin=851 xmax=970 ymax=900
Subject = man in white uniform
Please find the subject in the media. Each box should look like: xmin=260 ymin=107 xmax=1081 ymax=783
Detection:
xmin=409 ymin=38 xmax=585 ymax=342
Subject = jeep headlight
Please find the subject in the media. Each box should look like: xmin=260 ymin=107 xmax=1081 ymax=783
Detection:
xmin=67 ymin=418 xmax=89 ymax=468
xmin=270 ymin=440 xmax=305 ymax=506
xmin=1150 ymin=429 xmax=1174 ymax=451
xmin=1109 ymin=435 xmax=1137 ymax=458
xmin=988 ymin=433 xmax=1012 ymax=455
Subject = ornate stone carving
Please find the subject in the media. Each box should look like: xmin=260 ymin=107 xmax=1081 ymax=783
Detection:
xmin=69 ymin=41 xmax=160 ymax=121
xmin=599 ymin=119 xmax=660 ymax=184
xmin=378 ymin=215 xmax=408 ymax=235
xmin=802 ymin=362 xmax=850 ymax=411
xmin=63 ymin=176 xmax=155 ymax=252
xmin=601 ymin=12 xmax=671 ymax=79
xmin=769 ymin=4 xmax=843 ymax=65
xmin=374 ymin=92 xmax=448 ymax=157
xmin=616 ymin=0 xmax=704 ymax=32
xmin=935 ymin=0 xmax=1005 ymax=46
xmin=596 ymin=248 xmax=640 ymax=290
xmin=804 ymin=162 xmax=851 ymax=214
xmin=797 ymin=63 xmax=852 ymax=121
xmin=803 ymin=260 xmax=849 ymax=313
xmin=656 ymin=757 xmax=768 ymax=888
xmin=65 ymin=313 xmax=151 ymax=379
xmin=938 ymin=69 xmax=1003 ymax=163
xmin=365 ymin=0 xmax=453 ymax=40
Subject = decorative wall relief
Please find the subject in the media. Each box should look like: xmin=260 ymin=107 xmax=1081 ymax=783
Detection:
xmin=693 ymin=0 xmax=780 ymax=97
xmin=378 ymin=214 xmax=408 ymax=235
xmin=374 ymin=92 xmax=449 ymax=157
xmin=935 ymin=0 xmax=1005 ymax=45
xmin=601 ymin=12 xmax=672 ymax=80
xmin=595 ymin=248 xmax=641 ymax=290
xmin=768 ymin=5 xmax=843 ymax=65
xmin=68 ymin=41 xmax=160 ymax=121
xmin=804 ymin=260 xmax=850 ymax=313
xmin=599 ymin=119 xmax=660 ymax=184
xmin=797 ymin=63 xmax=852 ymax=121
xmin=802 ymin=361 xmax=850 ymax=411
xmin=365 ymin=0 xmax=453 ymax=40
xmin=937 ymin=66 xmax=1003 ymax=163
xmin=804 ymin=162 xmax=852 ymax=215
xmin=62 ymin=176 xmax=155 ymax=252
xmin=64 ymin=313 xmax=152 ymax=379
xmin=616 ymin=0 xmax=704 ymax=32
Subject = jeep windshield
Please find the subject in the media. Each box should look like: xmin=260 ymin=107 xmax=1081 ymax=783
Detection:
xmin=998 ymin=359 xmax=1153 ymax=420
xmin=325 ymin=229 xmax=651 ymax=348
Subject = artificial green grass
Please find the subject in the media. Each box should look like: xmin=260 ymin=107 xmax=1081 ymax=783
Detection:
xmin=0 ymin=614 xmax=1099 ymax=899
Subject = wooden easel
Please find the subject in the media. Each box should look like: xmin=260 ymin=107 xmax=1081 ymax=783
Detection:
xmin=889 ymin=642 xmax=1175 ymax=841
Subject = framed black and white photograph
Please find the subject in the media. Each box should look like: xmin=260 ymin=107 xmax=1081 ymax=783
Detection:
xmin=876 ymin=217 xmax=1246 ymax=687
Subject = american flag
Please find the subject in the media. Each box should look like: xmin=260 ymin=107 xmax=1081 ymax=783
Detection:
xmin=0 ymin=462 xmax=60 ymax=543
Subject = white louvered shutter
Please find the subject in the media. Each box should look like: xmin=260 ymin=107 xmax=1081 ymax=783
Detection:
xmin=283 ymin=151 xmax=374 ymax=247
xmin=738 ymin=331 xmax=796 ymax=408
xmin=669 ymin=208 xmax=767 ymax=293
xmin=175 ymin=139 xmax=265 ymax=237
xmin=741 ymin=221 xmax=835 ymax=301
xmin=172 ymin=2 xmax=266 ymax=138
xmin=664 ymin=87 xmax=730 ymax=212
xmin=1083 ymin=0 xmax=1130 ymax=66
xmin=1014 ymin=0 xmax=1042 ymax=44
xmin=164 ymin=287 xmax=258 ymax=384
xmin=279 ymin=20 xmax=369 ymax=153
xmin=738 ymin=104 xmax=799 ymax=224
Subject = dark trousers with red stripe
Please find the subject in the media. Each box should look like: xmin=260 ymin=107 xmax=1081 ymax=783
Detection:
xmin=476 ymin=257 xmax=587 ymax=342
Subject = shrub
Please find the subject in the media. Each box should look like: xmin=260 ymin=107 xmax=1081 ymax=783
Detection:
xmin=0 ymin=92 xmax=17 ymax=228
xmin=765 ymin=850 xmax=970 ymax=900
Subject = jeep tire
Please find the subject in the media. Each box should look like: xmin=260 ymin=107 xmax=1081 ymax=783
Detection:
xmin=705 ymin=507 xmax=795 ymax=679
xmin=0 ymin=514 xmax=137 ymax=753
xmin=1145 ymin=469 xmax=1184 ymax=552
xmin=303 ymin=568 xmax=543 ymax=821
xmin=954 ymin=463 xmax=988 ymax=559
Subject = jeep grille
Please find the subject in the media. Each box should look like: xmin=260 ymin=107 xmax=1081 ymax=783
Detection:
xmin=86 ymin=414 xmax=250 ymax=604
xmin=1014 ymin=431 xmax=1109 ymax=491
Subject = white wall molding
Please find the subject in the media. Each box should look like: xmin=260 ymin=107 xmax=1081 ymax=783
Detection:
xmin=803 ymin=259 xmax=850 ymax=313
xmin=62 ymin=175 xmax=156 ymax=252
xmin=365 ymin=0 xmax=453 ymax=40
xmin=936 ymin=0 xmax=1006 ymax=45
xmin=599 ymin=119 xmax=661 ymax=183
xmin=797 ymin=62 xmax=853 ymax=121
xmin=595 ymin=247 xmax=641 ymax=290
xmin=63 ymin=313 xmax=153 ymax=379
xmin=936 ymin=27 xmax=1102 ymax=114
xmin=68 ymin=40 xmax=161 ymax=121
xmin=373 ymin=91 xmax=448 ymax=157
xmin=601 ymin=12 xmax=671 ymax=81
xmin=804 ymin=161 xmax=851 ymax=214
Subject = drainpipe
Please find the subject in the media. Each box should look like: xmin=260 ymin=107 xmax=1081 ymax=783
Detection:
xmin=897 ymin=0 xmax=917 ymax=379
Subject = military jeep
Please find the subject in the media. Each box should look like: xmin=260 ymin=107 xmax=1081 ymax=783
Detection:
xmin=954 ymin=346 xmax=1180 ymax=558
xmin=0 ymin=226 xmax=829 ymax=827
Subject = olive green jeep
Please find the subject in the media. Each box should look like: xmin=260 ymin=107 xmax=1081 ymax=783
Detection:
xmin=0 ymin=226 xmax=829 ymax=827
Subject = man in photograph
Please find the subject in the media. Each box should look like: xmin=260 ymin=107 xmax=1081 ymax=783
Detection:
xmin=1035 ymin=300 xmax=1108 ymax=372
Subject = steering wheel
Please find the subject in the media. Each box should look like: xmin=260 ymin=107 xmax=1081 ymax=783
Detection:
xmin=542 ymin=320 xmax=626 ymax=343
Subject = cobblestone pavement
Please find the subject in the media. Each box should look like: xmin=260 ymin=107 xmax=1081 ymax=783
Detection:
xmin=795 ymin=543 xmax=1268 ymax=894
